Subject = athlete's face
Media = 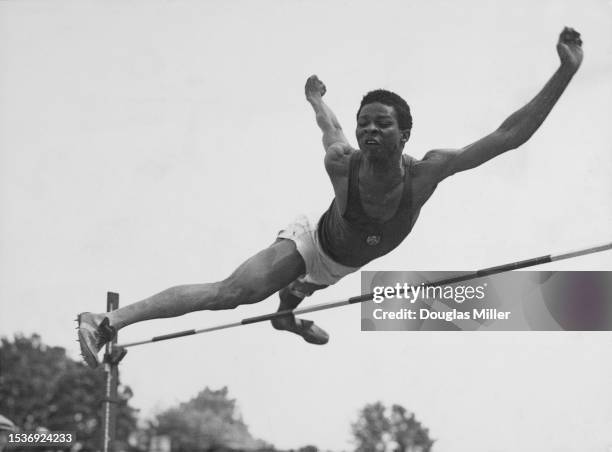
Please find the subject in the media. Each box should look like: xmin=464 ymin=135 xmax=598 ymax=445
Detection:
xmin=356 ymin=103 xmax=409 ymax=159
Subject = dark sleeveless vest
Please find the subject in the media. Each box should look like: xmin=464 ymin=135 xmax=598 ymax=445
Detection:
xmin=317 ymin=151 xmax=415 ymax=267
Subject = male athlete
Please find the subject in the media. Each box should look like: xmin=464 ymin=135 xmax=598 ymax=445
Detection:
xmin=78 ymin=28 xmax=583 ymax=367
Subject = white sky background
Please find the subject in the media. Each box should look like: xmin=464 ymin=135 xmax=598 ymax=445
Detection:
xmin=1 ymin=0 xmax=612 ymax=451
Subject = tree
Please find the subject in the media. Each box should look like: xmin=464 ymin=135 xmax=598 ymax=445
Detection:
xmin=351 ymin=402 xmax=434 ymax=452
xmin=296 ymin=446 xmax=319 ymax=452
xmin=389 ymin=405 xmax=434 ymax=452
xmin=0 ymin=334 xmax=138 ymax=451
xmin=351 ymin=402 xmax=390 ymax=452
xmin=152 ymin=386 xmax=269 ymax=451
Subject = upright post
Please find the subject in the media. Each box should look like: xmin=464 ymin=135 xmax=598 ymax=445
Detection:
xmin=102 ymin=292 xmax=119 ymax=452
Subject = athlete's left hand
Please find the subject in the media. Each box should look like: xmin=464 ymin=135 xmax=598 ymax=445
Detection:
xmin=557 ymin=26 xmax=583 ymax=71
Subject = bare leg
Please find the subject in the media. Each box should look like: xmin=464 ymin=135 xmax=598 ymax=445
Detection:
xmin=93 ymin=239 xmax=305 ymax=332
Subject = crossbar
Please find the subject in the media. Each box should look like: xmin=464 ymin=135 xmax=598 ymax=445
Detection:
xmin=117 ymin=241 xmax=612 ymax=348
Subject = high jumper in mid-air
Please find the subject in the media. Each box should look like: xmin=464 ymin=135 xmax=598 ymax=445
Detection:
xmin=78 ymin=27 xmax=583 ymax=367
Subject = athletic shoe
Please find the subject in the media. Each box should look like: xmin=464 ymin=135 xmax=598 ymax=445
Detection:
xmin=272 ymin=315 xmax=329 ymax=345
xmin=77 ymin=313 xmax=116 ymax=368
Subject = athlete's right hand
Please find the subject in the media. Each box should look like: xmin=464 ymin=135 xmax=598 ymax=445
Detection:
xmin=305 ymin=75 xmax=327 ymax=101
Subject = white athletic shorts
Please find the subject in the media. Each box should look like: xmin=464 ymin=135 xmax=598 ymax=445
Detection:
xmin=277 ymin=213 xmax=361 ymax=290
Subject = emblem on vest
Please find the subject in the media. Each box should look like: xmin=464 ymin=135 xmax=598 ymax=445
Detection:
xmin=366 ymin=235 xmax=381 ymax=246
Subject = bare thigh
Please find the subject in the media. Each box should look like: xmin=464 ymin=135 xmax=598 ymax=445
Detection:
xmin=217 ymin=238 xmax=306 ymax=309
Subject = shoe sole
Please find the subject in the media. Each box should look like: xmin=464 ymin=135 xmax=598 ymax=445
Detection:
xmin=275 ymin=318 xmax=329 ymax=345
xmin=77 ymin=313 xmax=100 ymax=368
xmin=302 ymin=328 xmax=329 ymax=345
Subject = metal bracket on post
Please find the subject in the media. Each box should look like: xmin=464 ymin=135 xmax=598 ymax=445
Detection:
xmin=104 ymin=346 xmax=128 ymax=366
xmin=102 ymin=292 xmax=120 ymax=452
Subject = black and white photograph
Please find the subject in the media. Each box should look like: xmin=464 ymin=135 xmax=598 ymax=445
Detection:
xmin=1 ymin=1 xmax=611 ymax=451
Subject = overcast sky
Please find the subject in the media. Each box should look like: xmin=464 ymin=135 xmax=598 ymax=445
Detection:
xmin=1 ymin=1 xmax=611 ymax=451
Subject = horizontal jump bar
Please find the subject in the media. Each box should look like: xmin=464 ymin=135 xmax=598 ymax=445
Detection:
xmin=117 ymin=241 xmax=611 ymax=348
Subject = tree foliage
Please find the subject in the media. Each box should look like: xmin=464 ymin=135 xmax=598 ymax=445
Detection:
xmin=152 ymin=386 xmax=269 ymax=451
xmin=0 ymin=334 xmax=138 ymax=451
xmin=351 ymin=402 xmax=434 ymax=452
xmin=296 ymin=446 xmax=320 ymax=452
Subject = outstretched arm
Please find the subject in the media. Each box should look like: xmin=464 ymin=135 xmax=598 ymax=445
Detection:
xmin=423 ymin=27 xmax=583 ymax=180
xmin=305 ymin=75 xmax=349 ymax=150
xmin=305 ymin=75 xmax=353 ymax=175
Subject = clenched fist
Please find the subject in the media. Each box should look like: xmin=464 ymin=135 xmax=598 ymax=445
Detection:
xmin=557 ymin=27 xmax=583 ymax=72
xmin=305 ymin=75 xmax=327 ymax=101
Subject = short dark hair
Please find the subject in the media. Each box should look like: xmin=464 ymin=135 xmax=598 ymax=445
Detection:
xmin=357 ymin=89 xmax=413 ymax=131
